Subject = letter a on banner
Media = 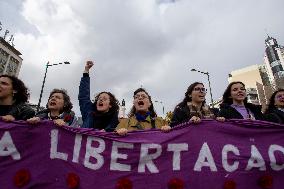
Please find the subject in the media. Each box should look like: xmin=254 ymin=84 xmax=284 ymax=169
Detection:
xmin=0 ymin=131 xmax=21 ymax=160
xmin=194 ymin=142 xmax=217 ymax=172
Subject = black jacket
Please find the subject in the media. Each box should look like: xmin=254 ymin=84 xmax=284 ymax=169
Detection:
xmin=7 ymin=103 xmax=35 ymax=120
xmin=265 ymin=108 xmax=284 ymax=124
xmin=218 ymin=103 xmax=264 ymax=120
xmin=170 ymin=103 xmax=216 ymax=127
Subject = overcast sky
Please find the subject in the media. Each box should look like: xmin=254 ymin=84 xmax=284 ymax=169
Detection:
xmin=1 ymin=0 xmax=284 ymax=116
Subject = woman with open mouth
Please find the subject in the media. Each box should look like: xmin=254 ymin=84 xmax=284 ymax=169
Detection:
xmin=264 ymin=89 xmax=284 ymax=124
xmin=218 ymin=81 xmax=264 ymax=120
xmin=116 ymin=88 xmax=171 ymax=135
xmin=27 ymin=89 xmax=78 ymax=127
xmin=0 ymin=74 xmax=35 ymax=122
xmin=78 ymin=61 xmax=119 ymax=131
xmin=170 ymin=82 xmax=217 ymax=127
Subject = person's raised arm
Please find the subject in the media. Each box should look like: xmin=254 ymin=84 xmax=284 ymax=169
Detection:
xmin=78 ymin=61 xmax=94 ymax=121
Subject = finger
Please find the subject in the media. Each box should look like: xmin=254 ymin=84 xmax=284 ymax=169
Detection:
xmin=87 ymin=61 xmax=94 ymax=66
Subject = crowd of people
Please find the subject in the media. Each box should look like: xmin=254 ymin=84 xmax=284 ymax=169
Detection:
xmin=1 ymin=61 xmax=284 ymax=135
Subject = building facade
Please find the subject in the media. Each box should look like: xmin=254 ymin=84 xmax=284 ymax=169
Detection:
xmin=228 ymin=64 xmax=275 ymax=107
xmin=228 ymin=65 xmax=269 ymax=105
xmin=0 ymin=37 xmax=22 ymax=76
xmin=264 ymin=36 xmax=284 ymax=89
xmin=228 ymin=36 xmax=284 ymax=107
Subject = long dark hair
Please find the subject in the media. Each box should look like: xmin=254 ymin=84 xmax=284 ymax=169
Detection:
xmin=47 ymin=89 xmax=73 ymax=113
xmin=0 ymin=74 xmax=30 ymax=104
xmin=222 ymin=81 xmax=248 ymax=105
xmin=265 ymin=89 xmax=284 ymax=113
xmin=175 ymin=82 xmax=204 ymax=108
xmin=128 ymin=88 xmax=157 ymax=118
xmin=94 ymin=91 xmax=119 ymax=113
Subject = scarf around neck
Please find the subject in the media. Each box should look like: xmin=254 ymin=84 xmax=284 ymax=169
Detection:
xmin=135 ymin=112 xmax=151 ymax=122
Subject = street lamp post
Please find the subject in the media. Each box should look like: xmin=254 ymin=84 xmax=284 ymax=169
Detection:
xmin=120 ymin=99 xmax=126 ymax=118
xmin=155 ymin=100 xmax=164 ymax=116
xmin=37 ymin=61 xmax=70 ymax=112
xmin=191 ymin=68 xmax=214 ymax=107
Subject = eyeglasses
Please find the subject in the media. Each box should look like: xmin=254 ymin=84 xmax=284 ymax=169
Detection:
xmin=193 ymin=87 xmax=207 ymax=93
xmin=134 ymin=94 xmax=148 ymax=100
xmin=276 ymin=94 xmax=284 ymax=100
xmin=98 ymin=97 xmax=110 ymax=101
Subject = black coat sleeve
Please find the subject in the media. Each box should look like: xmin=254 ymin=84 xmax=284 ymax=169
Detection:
xmin=105 ymin=116 xmax=119 ymax=132
xmin=170 ymin=106 xmax=190 ymax=127
xmin=10 ymin=103 xmax=35 ymax=120
xmin=217 ymin=108 xmax=230 ymax=118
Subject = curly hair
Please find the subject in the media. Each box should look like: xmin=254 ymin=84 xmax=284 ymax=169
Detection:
xmin=0 ymin=74 xmax=30 ymax=104
xmin=222 ymin=81 xmax=247 ymax=105
xmin=128 ymin=88 xmax=157 ymax=118
xmin=93 ymin=92 xmax=120 ymax=113
xmin=46 ymin=89 xmax=73 ymax=113
xmin=175 ymin=82 xmax=205 ymax=108
xmin=265 ymin=89 xmax=284 ymax=113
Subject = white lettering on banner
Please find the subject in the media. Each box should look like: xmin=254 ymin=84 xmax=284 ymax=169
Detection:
xmin=0 ymin=131 xmax=20 ymax=160
xmin=50 ymin=129 xmax=68 ymax=161
xmin=245 ymin=145 xmax=266 ymax=171
xmin=269 ymin=144 xmax=284 ymax=171
xmin=84 ymin=136 xmax=105 ymax=170
xmin=222 ymin=144 xmax=240 ymax=172
xmin=45 ymin=129 xmax=284 ymax=173
xmin=167 ymin=143 xmax=188 ymax=171
xmin=72 ymin=134 xmax=82 ymax=163
xmin=110 ymin=141 xmax=134 ymax=171
xmin=138 ymin=144 xmax=162 ymax=173
xmin=194 ymin=142 xmax=217 ymax=172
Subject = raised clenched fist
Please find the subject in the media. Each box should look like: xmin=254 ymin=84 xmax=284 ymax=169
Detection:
xmin=85 ymin=61 xmax=94 ymax=72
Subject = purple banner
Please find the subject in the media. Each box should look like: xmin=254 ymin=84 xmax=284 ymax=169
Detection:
xmin=0 ymin=119 xmax=284 ymax=189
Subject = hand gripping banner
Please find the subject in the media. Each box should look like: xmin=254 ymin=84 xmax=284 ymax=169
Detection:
xmin=0 ymin=119 xmax=284 ymax=189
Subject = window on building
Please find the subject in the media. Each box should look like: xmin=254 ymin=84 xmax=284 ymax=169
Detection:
xmin=0 ymin=48 xmax=9 ymax=74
